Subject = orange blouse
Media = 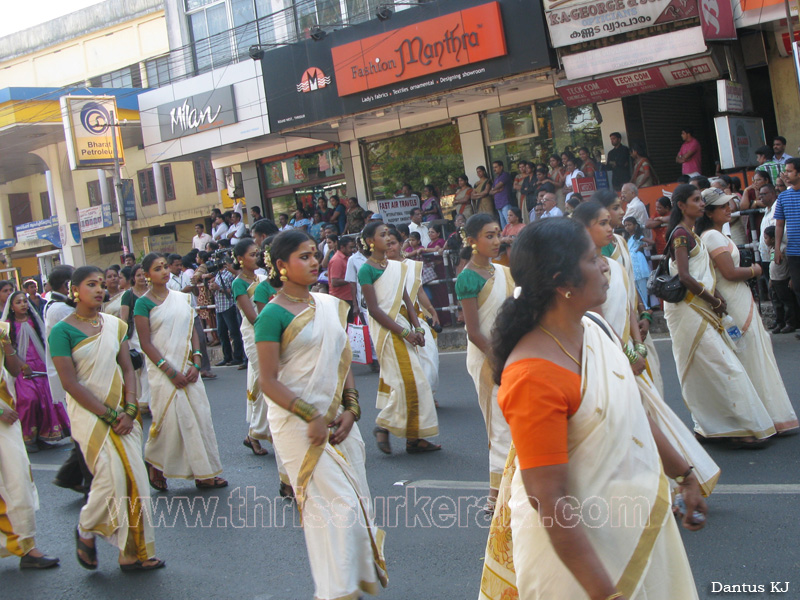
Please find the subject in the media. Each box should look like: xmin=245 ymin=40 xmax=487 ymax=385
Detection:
xmin=497 ymin=359 xmax=582 ymax=469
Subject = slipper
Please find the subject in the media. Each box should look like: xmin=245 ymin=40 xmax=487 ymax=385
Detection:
xmin=75 ymin=529 xmax=98 ymax=571
xmin=729 ymin=437 xmax=771 ymax=450
xmin=146 ymin=463 xmax=168 ymax=492
xmin=279 ymin=482 xmax=295 ymax=499
xmin=120 ymin=558 xmax=166 ymax=572
xmin=195 ymin=477 xmax=228 ymax=489
xmin=373 ymin=427 xmax=391 ymax=455
xmin=243 ymin=437 xmax=269 ymax=456
xmin=201 ymin=372 xmax=217 ymax=380
xmin=406 ymin=439 xmax=442 ymax=454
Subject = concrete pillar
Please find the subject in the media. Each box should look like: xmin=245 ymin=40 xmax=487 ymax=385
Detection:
xmin=240 ymin=162 xmax=261 ymax=224
xmin=45 ymin=170 xmax=58 ymax=217
xmin=215 ymin=167 xmax=226 ymax=207
xmin=341 ymin=141 xmax=370 ymax=208
xmin=152 ymin=162 xmax=167 ymax=215
xmin=32 ymin=143 xmax=86 ymax=267
xmin=0 ymin=185 xmax=11 ymax=240
xmin=98 ymin=169 xmax=111 ymax=206
xmin=457 ymin=114 xmax=487 ymax=185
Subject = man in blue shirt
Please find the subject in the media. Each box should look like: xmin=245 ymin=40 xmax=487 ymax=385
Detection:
xmin=330 ymin=195 xmax=347 ymax=234
xmin=489 ymin=161 xmax=513 ymax=228
xmin=772 ymin=158 xmax=800 ymax=329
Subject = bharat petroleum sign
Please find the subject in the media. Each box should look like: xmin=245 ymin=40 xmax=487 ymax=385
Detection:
xmin=60 ymin=95 xmax=125 ymax=170
xmin=331 ymin=1 xmax=507 ymax=97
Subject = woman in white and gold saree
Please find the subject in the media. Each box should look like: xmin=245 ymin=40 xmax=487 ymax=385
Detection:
xmin=574 ymin=201 xmax=720 ymax=497
xmin=697 ymin=193 xmax=798 ymax=435
xmin=118 ymin=264 xmax=151 ymax=413
xmin=480 ymin=218 xmax=705 ymax=600
xmin=102 ymin=266 xmax=124 ymax=317
xmin=135 ymin=253 xmax=226 ymax=491
xmin=455 ymin=214 xmax=513 ymax=506
xmin=359 ymin=222 xmax=440 ymax=455
xmin=664 ymin=185 xmax=776 ymax=446
xmin=256 ymin=230 xmax=387 ymax=600
xmin=385 ymin=229 xmax=440 ymax=398
xmin=1 ymin=321 xmax=60 ymax=569
xmin=50 ymin=266 xmax=162 ymax=571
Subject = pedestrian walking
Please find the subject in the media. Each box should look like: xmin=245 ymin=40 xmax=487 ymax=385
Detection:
xmin=455 ymin=213 xmax=513 ymax=509
xmin=50 ymin=266 xmax=163 ymax=572
xmin=135 ymin=253 xmax=226 ymax=491
xmin=255 ymin=229 xmax=387 ymax=600
xmin=118 ymin=264 xmax=153 ymax=412
xmin=358 ymin=222 xmax=440 ymax=455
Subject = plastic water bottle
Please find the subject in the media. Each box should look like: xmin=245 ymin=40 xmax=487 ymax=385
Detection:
xmin=722 ymin=315 xmax=743 ymax=351
xmin=674 ymin=493 xmax=706 ymax=524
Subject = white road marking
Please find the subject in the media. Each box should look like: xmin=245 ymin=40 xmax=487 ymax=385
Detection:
xmin=405 ymin=480 xmax=800 ymax=494
xmin=29 ymin=464 xmax=61 ymax=472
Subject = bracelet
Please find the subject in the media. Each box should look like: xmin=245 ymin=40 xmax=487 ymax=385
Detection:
xmin=192 ymin=350 xmax=202 ymax=357
xmin=343 ymin=388 xmax=359 ymax=399
xmin=0 ymin=407 xmax=4 ymax=416
xmin=288 ymin=397 xmax=321 ymax=423
xmin=4 ymin=347 xmax=16 ymax=356
xmin=634 ymin=342 xmax=648 ymax=358
xmin=639 ymin=311 xmax=652 ymax=323
xmin=401 ymin=327 xmax=410 ymax=339
xmin=749 ymin=266 xmax=755 ymax=278
xmin=99 ymin=406 xmax=118 ymax=426
xmin=189 ymin=362 xmax=201 ymax=370
xmin=414 ymin=326 xmax=424 ymax=334
xmin=342 ymin=395 xmax=361 ymax=421
xmin=167 ymin=368 xmax=178 ymax=380
xmin=156 ymin=358 xmax=166 ymax=369
xmin=713 ymin=298 xmax=723 ymax=309
xmin=623 ymin=344 xmax=639 ymax=365
xmin=123 ymin=403 xmax=138 ymax=419
xmin=605 ymin=594 xmax=623 ymax=600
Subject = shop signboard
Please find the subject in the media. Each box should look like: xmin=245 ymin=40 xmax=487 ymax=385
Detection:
xmin=544 ymin=0 xmax=698 ymax=48
xmin=700 ymin=0 xmax=737 ymax=40
xmin=60 ymin=96 xmax=124 ymax=170
xmin=377 ymin=195 xmax=421 ymax=226
xmin=144 ymin=234 xmax=177 ymax=255
xmin=121 ymin=179 xmax=137 ymax=221
xmin=261 ymin=0 xmax=553 ymax=131
xmin=556 ymin=53 xmax=719 ymax=107
xmin=714 ymin=116 xmax=765 ymax=169
xmin=156 ymin=87 xmax=238 ymax=142
xmin=78 ymin=204 xmax=113 ymax=233
xmin=15 ymin=217 xmax=60 ymax=245
xmin=0 ymin=239 xmax=15 ymax=250
xmin=717 ymin=79 xmax=744 ymax=113
xmin=572 ymin=177 xmax=597 ymax=195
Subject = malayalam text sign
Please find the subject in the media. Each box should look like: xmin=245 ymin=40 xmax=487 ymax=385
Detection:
xmin=78 ymin=204 xmax=113 ymax=233
xmin=61 ymin=96 xmax=124 ymax=170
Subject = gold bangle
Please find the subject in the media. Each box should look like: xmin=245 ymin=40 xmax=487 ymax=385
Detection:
xmin=750 ymin=266 xmax=755 ymax=278
xmin=288 ymin=397 xmax=320 ymax=423
xmin=605 ymin=594 xmax=623 ymax=600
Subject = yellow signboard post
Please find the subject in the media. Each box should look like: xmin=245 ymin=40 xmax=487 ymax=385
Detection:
xmin=60 ymin=96 xmax=125 ymax=169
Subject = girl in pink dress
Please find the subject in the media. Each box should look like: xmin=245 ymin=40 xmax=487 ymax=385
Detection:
xmin=6 ymin=291 xmax=69 ymax=452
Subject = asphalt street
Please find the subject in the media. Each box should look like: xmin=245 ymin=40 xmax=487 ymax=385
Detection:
xmin=4 ymin=332 xmax=800 ymax=599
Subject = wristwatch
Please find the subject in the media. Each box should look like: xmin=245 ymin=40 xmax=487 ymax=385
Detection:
xmin=675 ymin=466 xmax=694 ymax=485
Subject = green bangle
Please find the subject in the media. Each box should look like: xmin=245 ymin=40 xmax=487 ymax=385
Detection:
xmin=167 ymin=368 xmax=178 ymax=380
xmin=414 ymin=326 xmax=424 ymax=334
xmin=192 ymin=350 xmax=202 ymax=357
xmin=635 ymin=343 xmax=648 ymax=358
xmin=0 ymin=407 xmax=4 ymax=416
xmin=189 ymin=362 xmax=201 ymax=370
xmin=639 ymin=312 xmax=653 ymax=322
xmin=156 ymin=358 xmax=166 ymax=369
xmin=401 ymin=327 xmax=410 ymax=339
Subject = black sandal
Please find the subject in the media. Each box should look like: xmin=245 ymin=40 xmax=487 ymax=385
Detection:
xmin=195 ymin=477 xmax=228 ymax=489
xmin=146 ymin=463 xmax=168 ymax=492
xmin=243 ymin=437 xmax=269 ymax=456
xmin=279 ymin=482 xmax=295 ymax=499
xmin=373 ymin=427 xmax=391 ymax=455
xmin=75 ymin=529 xmax=97 ymax=570
xmin=406 ymin=439 xmax=442 ymax=454
xmin=120 ymin=558 xmax=166 ymax=572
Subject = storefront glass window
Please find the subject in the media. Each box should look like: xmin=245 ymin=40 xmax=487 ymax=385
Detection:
xmin=486 ymin=100 xmax=604 ymax=169
xmin=262 ymin=148 xmax=345 ymax=217
xmin=364 ymin=124 xmax=465 ymax=201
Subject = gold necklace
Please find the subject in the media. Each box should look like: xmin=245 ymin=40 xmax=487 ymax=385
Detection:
xmin=539 ymin=326 xmax=581 ymax=368
xmin=75 ymin=312 xmax=102 ymax=328
xmin=470 ymin=260 xmax=495 ymax=276
xmin=369 ymin=256 xmax=388 ymax=269
xmin=150 ymin=289 xmax=168 ymax=302
xmin=240 ymin=272 xmax=256 ymax=282
xmin=281 ymin=290 xmax=315 ymax=307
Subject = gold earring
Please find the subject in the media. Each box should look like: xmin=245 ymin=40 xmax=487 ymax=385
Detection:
xmin=565 ymin=291 xmax=572 ymax=299
xmin=280 ymin=268 xmax=288 ymax=282
xmin=369 ymin=243 xmax=375 ymax=252
xmin=471 ymin=243 xmax=478 ymax=255
xmin=74 ymin=292 xmax=80 ymax=302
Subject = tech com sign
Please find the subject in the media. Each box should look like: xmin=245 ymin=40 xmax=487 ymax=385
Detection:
xmin=60 ymin=96 xmax=125 ymax=170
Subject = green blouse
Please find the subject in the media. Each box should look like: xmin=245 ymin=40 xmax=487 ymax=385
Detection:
xmin=455 ymin=268 xmax=488 ymax=300
xmin=48 ymin=320 xmax=127 ymax=357
xmin=133 ymin=295 xmax=158 ymax=318
xmin=231 ymin=277 xmax=251 ymax=301
xmin=254 ymin=302 xmax=298 ymax=343
xmin=357 ymin=262 xmax=385 ymax=286
xmin=253 ymin=280 xmax=277 ymax=305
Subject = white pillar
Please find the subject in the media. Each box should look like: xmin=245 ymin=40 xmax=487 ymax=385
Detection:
xmin=341 ymin=141 xmax=370 ymax=209
xmin=457 ymin=114 xmax=487 ymax=183
xmin=98 ymin=169 xmax=111 ymax=206
xmin=215 ymin=167 xmax=226 ymax=207
xmin=152 ymin=162 xmax=167 ymax=215
xmin=45 ymin=170 xmax=58 ymax=217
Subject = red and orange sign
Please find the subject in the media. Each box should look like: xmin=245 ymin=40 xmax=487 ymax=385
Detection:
xmin=331 ymin=1 xmax=507 ymax=97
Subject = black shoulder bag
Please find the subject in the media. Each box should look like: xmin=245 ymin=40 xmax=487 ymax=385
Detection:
xmin=646 ymin=228 xmax=687 ymax=304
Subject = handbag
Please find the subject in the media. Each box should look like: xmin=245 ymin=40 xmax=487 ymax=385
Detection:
xmin=129 ymin=348 xmax=144 ymax=370
xmin=647 ymin=229 xmax=687 ymax=304
xmin=347 ymin=315 xmax=373 ymax=365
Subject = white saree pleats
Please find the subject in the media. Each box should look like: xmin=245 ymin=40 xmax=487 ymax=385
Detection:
xmin=465 ymin=265 xmax=514 ymax=489
xmin=702 ymin=230 xmax=798 ymax=433
xmin=267 ymin=293 xmax=387 ymax=599
xmin=143 ymin=291 xmax=223 ymax=479
xmin=402 ymin=260 xmax=440 ymax=395
xmin=665 ymin=237 xmax=776 ymax=439
xmin=66 ymin=317 xmax=155 ymax=559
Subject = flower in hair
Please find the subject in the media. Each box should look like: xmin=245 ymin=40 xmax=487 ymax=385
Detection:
xmin=513 ymin=286 xmax=522 ymax=299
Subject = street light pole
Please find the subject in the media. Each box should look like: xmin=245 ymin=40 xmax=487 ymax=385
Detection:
xmin=110 ymin=110 xmax=131 ymax=253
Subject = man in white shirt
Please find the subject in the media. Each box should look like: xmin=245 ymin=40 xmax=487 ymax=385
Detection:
xmin=211 ymin=214 xmax=229 ymax=241
xmin=773 ymin=136 xmax=793 ymax=164
xmin=193 ymin=223 xmax=213 ymax=251
xmin=278 ymin=213 xmax=292 ymax=232
xmin=621 ymin=183 xmax=649 ymax=229
xmin=226 ymin=211 xmax=246 ymax=245
xmin=408 ymin=208 xmax=431 ymax=246
xmin=166 ymin=253 xmax=183 ymax=291
xmin=540 ymin=192 xmax=563 ymax=219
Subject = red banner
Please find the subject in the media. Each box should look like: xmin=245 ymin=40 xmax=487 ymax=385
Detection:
xmin=331 ymin=2 xmax=507 ymax=97
xmin=699 ymin=0 xmax=737 ymax=40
